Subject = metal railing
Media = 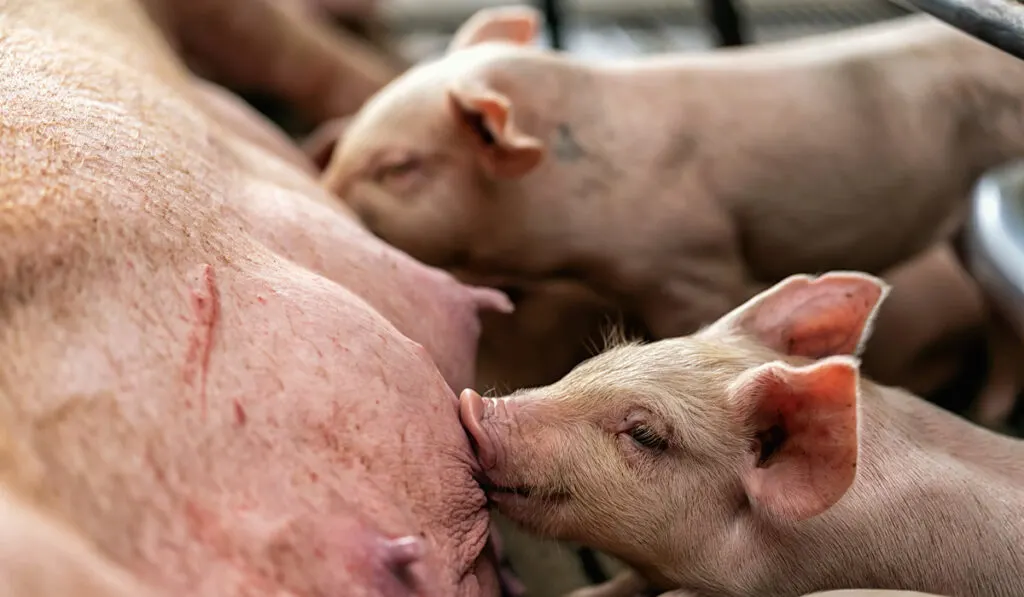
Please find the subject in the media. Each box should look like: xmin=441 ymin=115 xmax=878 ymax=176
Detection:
xmin=906 ymin=0 xmax=1024 ymax=336
xmin=899 ymin=0 xmax=1024 ymax=61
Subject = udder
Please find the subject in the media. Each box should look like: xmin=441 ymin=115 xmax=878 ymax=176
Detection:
xmin=4 ymin=240 xmax=498 ymax=597
xmin=0 ymin=1 xmax=502 ymax=594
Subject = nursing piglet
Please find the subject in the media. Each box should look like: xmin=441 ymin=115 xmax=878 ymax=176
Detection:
xmin=459 ymin=272 xmax=1024 ymax=597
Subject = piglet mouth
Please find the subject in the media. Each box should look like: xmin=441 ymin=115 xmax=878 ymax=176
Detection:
xmin=478 ymin=479 xmax=570 ymax=502
xmin=485 ymin=484 xmax=534 ymax=498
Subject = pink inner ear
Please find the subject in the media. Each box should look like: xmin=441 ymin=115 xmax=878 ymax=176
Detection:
xmin=742 ymin=358 xmax=859 ymax=522
xmin=747 ymin=273 xmax=887 ymax=358
xmin=448 ymin=7 xmax=540 ymax=52
xmin=447 ymin=86 xmax=545 ymax=178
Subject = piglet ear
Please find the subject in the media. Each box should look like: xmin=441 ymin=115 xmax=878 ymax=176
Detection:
xmin=707 ymin=272 xmax=890 ymax=359
xmin=731 ymin=356 xmax=860 ymax=522
xmin=447 ymin=84 xmax=545 ymax=178
xmin=447 ymin=6 xmax=541 ymax=53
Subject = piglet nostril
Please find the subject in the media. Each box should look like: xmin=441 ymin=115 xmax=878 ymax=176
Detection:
xmin=459 ymin=388 xmax=497 ymax=470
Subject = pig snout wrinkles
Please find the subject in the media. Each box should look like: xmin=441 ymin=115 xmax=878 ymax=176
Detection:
xmin=460 ymin=389 xmax=497 ymax=469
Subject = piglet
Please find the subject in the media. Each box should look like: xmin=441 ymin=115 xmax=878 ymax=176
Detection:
xmin=324 ymin=7 xmax=1024 ymax=340
xmin=460 ymin=272 xmax=1024 ymax=597
xmin=325 ymin=6 xmax=1024 ymax=419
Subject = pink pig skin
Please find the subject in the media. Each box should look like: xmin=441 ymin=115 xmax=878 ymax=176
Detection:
xmin=461 ymin=272 xmax=1024 ymax=597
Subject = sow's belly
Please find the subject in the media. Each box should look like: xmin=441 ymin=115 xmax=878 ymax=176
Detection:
xmin=2 ymin=247 xmax=497 ymax=597
xmin=0 ymin=7 xmax=499 ymax=589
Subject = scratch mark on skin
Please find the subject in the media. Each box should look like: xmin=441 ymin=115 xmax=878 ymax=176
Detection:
xmin=234 ymin=399 xmax=247 ymax=426
xmin=183 ymin=264 xmax=220 ymax=419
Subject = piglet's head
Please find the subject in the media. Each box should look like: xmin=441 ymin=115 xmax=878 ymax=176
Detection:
xmin=459 ymin=272 xmax=889 ymax=568
xmin=320 ymin=6 xmax=547 ymax=269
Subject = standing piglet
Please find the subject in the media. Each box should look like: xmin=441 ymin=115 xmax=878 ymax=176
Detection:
xmin=460 ymin=272 xmax=1024 ymax=597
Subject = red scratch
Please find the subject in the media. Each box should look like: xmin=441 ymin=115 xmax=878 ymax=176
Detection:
xmin=183 ymin=264 xmax=220 ymax=419
xmin=234 ymin=399 xmax=247 ymax=426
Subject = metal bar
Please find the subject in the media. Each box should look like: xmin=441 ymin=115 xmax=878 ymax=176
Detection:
xmin=965 ymin=161 xmax=1024 ymax=340
xmin=539 ymin=0 xmax=566 ymax=50
xmin=576 ymin=546 xmax=609 ymax=584
xmin=385 ymin=0 xmax=905 ymax=32
xmin=704 ymin=0 xmax=751 ymax=46
xmin=898 ymin=0 xmax=1024 ymax=61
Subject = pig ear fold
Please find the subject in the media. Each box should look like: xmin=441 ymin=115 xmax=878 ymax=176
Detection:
xmin=705 ymin=272 xmax=891 ymax=359
xmin=447 ymin=84 xmax=545 ymax=178
xmin=447 ymin=6 xmax=541 ymax=53
xmin=731 ymin=356 xmax=860 ymax=521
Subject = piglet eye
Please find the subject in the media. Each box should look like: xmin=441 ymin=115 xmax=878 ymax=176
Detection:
xmin=374 ymin=157 xmax=422 ymax=183
xmin=628 ymin=425 xmax=668 ymax=452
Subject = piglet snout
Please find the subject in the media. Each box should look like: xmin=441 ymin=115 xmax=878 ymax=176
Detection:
xmin=459 ymin=389 xmax=497 ymax=469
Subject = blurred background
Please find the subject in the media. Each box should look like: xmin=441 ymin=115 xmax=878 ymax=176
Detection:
xmin=261 ymin=0 xmax=926 ymax=139
xmin=384 ymin=0 xmax=916 ymax=60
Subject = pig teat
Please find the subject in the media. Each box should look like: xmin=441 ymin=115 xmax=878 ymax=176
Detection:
xmin=459 ymin=388 xmax=497 ymax=469
xmin=382 ymin=535 xmax=426 ymax=570
xmin=468 ymin=285 xmax=516 ymax=315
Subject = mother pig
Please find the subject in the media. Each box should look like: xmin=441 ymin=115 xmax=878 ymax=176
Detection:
xmin=0 ymin=0 xmax=512 ymax=594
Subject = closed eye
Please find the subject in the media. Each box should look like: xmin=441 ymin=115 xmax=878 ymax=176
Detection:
xmin=628 ymin=425 xmax=668 ymax=452
xmin=373 ymin=157 xmax=422 ymax=183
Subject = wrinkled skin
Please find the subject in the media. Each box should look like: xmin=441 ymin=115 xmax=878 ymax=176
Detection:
xmin=322 ymin=7 xmax=1024 ymax=409
xmin=0 ymin=0 xmax=513 ymax=594
xmin=460 ymin=273 xmax=1024 ymax=597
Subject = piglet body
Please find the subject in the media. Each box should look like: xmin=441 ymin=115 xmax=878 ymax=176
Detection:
xmin=325 ymin=9 xmax=1024 ymax=340
xmin=326 ymin=7 xmax=1024 ymax=416
xmin=461 ymin=272 xmax=1024 ymax=597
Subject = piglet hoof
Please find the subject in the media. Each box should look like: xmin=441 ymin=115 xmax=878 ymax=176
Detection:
xmin=459 ymin=388 xmax=497 ymax=469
